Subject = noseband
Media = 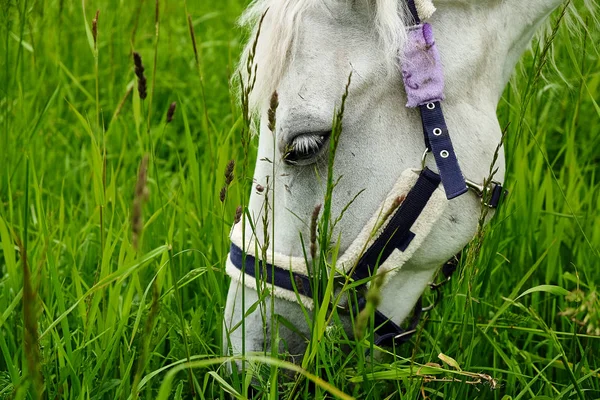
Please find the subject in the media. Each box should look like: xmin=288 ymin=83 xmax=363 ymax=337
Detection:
xmin=229 ymin=0 xmax=507 ymax=349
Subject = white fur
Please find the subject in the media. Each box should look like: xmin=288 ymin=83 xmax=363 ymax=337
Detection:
xmin=226 ymin=0 xmax=565 ymax=360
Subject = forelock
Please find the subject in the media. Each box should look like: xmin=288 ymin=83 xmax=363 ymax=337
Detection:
xmin=236 ymin=0 xmax=411 ymax=114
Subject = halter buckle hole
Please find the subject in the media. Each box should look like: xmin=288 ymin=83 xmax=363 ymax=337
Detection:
xmin=426 ymin=103 xmax=436 ymax=110
xmin=440 ymin=150 xmax=450 ymax=158
xmin=433 ymin=128 xmax=442 ymax=136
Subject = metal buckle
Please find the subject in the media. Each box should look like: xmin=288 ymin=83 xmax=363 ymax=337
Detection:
xmin=423 ymin=148 xmax=503 ymax=208
xmin=465 ymin=178 xmax=485 ymax=196
xmin=465 ymin=179 xmax=502 ymax=208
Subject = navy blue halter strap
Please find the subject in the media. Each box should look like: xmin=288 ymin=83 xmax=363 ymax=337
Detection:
xmin=352 ymin=168 xmax=441 ymax=282
xmin=420 ymin=102 xmax=468 ymax=199
xmin=229 ymin=241 xmax=313 ymax=299
xmin=351 ymin=296 xmax=423 ymax=348
xmin=405 ymin=0 xmax=421 ymax=25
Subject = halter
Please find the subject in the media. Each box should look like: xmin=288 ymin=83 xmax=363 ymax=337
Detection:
xmin=229 ymin=0 xmax=507 ymax=349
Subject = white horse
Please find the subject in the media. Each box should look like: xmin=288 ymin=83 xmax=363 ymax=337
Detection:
xmin=224 ymin=0 xmax=564 ymax=363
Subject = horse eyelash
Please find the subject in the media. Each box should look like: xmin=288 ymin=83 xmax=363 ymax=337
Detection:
xmin=293 ymin=135 xmax=325 ymax=154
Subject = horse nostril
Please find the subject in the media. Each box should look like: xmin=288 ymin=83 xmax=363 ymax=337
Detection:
xmin=283 ymin=131 xmax=331 ymax=165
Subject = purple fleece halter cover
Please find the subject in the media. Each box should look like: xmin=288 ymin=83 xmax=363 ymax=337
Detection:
xmin=402 ymin=23 xmax=445 ymax=108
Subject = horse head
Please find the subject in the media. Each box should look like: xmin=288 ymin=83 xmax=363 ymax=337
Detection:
xmin=224 ymin=0 xmax=563 ymax=364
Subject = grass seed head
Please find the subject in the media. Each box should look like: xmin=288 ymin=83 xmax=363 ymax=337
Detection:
xmin=219 ymin=186 xmax=227 ymax=203
xmin=133 ymin=52 xmax=147 ymax=100
xmin=268 ymin=91 xmax=279 ymax=132
xmin=294 ymin=275 xmax=305 ymax=295
xmin=225 ymin=159 xmax=235 ymax=185
xmin=92 ymin=10 xmax=99 ymax=48
xmin=166 ymin=101 xmax=176 ymax=123
xmin=354 ymin=273 xmax=384 ymax=340
xmin=133 ymin=52 xmax=144 ymax=75
xmin=234 ymin=205 xmax=242 ymax=224
xmin=365 ymin=274 xmax=384 ymax=309
xmin=310 ymin=204 xmax=321 ymax=259
xmin=393 ymin=195 xmax=405 ymax=209
xmin=132 ymin=154 xmax=150 ymax=250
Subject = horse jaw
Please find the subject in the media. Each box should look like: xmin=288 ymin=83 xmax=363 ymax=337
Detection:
xmin=225 ymin=0 xmax=564 ymax=361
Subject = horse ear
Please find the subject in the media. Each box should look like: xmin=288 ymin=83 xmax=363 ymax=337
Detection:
xmin=415 ymin=0 xmax=436 ymax=19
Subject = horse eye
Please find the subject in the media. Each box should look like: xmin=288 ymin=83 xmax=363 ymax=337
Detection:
xmin=283 ymin=131 xmax=331 ymax=165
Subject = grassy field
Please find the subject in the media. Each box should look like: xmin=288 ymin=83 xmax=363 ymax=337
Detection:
xmin=0 ymin=0 xmax=599 ymax=399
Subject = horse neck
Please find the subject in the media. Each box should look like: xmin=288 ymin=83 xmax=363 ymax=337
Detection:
xmin=437 ymin=0 xmax=562 ymax=99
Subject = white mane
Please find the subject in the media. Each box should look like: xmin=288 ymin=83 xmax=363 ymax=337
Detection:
xmin=238 ymin=0 xmax=420 ymax=112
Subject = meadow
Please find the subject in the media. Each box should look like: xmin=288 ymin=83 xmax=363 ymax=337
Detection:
xmin=0 ymin=0 xmax=599 ymax=399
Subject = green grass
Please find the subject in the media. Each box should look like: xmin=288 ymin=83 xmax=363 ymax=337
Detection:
xmin=0 ymin=0 xmax=599 ymax=399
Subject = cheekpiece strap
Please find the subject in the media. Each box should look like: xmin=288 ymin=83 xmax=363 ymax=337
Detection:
xmin=402 ymin=24 xmax=444 ymax=108
xmin=420 ymin=102 xmax=468 ymax=199
xmin=405 ymin=0 xmax=421 ymax=25
xmin=401 ymin=22 xmax=468 ymax=200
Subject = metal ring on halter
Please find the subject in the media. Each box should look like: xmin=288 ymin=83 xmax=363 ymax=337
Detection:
xmin=422 ymin=271 xmax=455 ymax=312
xmin=421 ymin=284 xmax=441 ymax=312
xmin=336 ymin=301 xmax=350 ymax=311
xmin=394 ymin=329 xmax=417 ymax=340
xmin=421 ymin=148 xmax=431 ymax=170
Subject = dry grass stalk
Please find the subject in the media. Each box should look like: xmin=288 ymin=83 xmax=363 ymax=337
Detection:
xmin=373 ymin=195 xmax=405 ymax=235
xmin=310 ymin=204 xmax=321 ymax=260
xmin=19 ymin=238 xmax=44 ymax=397
xmin=260 ymin=177 xmax=271 ymax=289
xmin=239 ymin=10 xmax=267 ymax=137
xmin=460 ymin=128 xmax=506 ymax=285
xmin=132 ymin=154 xmax=150 ymax=250
xmin=132 ymin=280 xmax=161 ymax=398
xmin=354 ymin=273 xmax=385 ymax=341
xmin=111 ymin=84 xmax=133 ymax=121
xmin=560 ymin=289 xmax=600 ymax=336
xmin=187 ymin=14 xmax=199 ymax=66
